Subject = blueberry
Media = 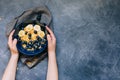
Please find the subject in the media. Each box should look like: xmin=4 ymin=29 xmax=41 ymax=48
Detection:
xmin=34 ymin=30 xmax=37 ymax=34
xmin=34 ymin=45 xmax=38 ymax=49
xmin=26 ymin=43 xmax=29 ymax=47
xmin=38 ymin=38 xmax=42 ymax=42
xmin=37 ymin=43 xmax=41 ymax=46
xmin=36 ymin=36 xmax=39 ymax=39
xmin=27 ymin=45 xmax=32 ymax=49
xmin=41 ymin=44 xmax=44 ymax=47
xmin=32 ymin=41 xmax=35 ymax=44
xmin=38 ymin=39 xmax=42 ymax=42
xmin=28 ymin=42 xmax=33 ymax=47
xmin=18 ymin=37 xmax=21 ymax=41
xmin=29 ymin=41 xmax=32 ymax=45
xmin=43 ymin=39 xmax=46 ymax=41
xmin=32 ymin=41 xmax=36 ymax=45
xmin=28 ymin=33 xmax=31 ymax=37
xmin=25 ymin=41 xmax=27 ymax=44
xmin=28 ymin=34 xmax=31 ymax=39
xmin=35 ymin=43 xmax=38 ymax=46
xmin=35 ymin=40 xmax=38 ymax=43
xmin=25 ymin=32 xmax=27 ymax=35
xmin=36 ymin=36 xmax=41 ymax=40
xmin=41 ymin=39 xmax=46 ymax=44
xmin=28 ymin=36 xmax=31 ymax=39
xmin=22 ymin=41 xmax=27 ymax=44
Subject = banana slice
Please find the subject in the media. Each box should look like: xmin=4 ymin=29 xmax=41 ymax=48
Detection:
xmin=27 ymin=48 xmax=34 ymax=51
xmin=29 ymin=29 xmax=34 ymax=34
xmin=31 ymin=34 xmax=37 ymax=41
xmin=24 ymin=24 xmax=34 ymax=32
xmin=21 ymin=35 xmax=29 ymax=42
xmin=18 ymin=30 xmax=25 ymax=37
xmin=22 ymin=44 xmax=26 ymax=48
xmin=34 ymin=25 xmax=41 ymax=31
xmin=37 ymin=31 xmax=45 ymax=38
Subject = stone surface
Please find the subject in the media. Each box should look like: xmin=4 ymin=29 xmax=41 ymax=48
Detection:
xmin=0 ymin=0 xmax=120 ymax=80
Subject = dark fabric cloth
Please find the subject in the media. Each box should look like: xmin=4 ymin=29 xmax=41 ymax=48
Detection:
xmin=6 ymin=6 xmax=53 ymax=68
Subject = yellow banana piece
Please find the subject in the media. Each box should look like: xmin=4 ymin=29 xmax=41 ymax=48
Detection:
xmin=34 ymin=25 xmax=41 ymax=31
xmin=18 ymin=30 xmax=25 ymax=37
xmin=24 ymin=24 xmax=34 ymax=32
xmin=37 ymin=30 xmax=45 ymax=38
xmin=22 ymin=44 xmax=26 ymax=48
xmin=31 ymin=33 xmax=37 ymax=41
xmin=21 ymin=35 xmax=29 ymax=42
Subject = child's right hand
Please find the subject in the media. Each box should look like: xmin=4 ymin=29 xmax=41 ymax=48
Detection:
xmin=46 ymin=26 xmax=56 ymax=54
xmin=8 ymin=30 xmax=19 ymax=57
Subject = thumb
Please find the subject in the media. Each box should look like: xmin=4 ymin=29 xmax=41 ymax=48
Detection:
xmin=47 ymin=34 xmax=51 ymax=42
xmin=13 ymin=38 xmax=17 ymax=46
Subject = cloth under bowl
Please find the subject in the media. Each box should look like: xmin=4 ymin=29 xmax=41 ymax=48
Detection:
xmin=6 ymin=6 xmax=53 ymax=68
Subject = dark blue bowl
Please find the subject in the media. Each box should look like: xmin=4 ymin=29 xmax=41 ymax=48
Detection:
xmin=14 ymin=20 xmax=48 ymax=56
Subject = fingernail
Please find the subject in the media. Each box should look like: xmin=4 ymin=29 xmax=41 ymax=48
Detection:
xmin=14 ymin=38 xmax=17 ymax=41
xmin=47 ymin=34 xmax=50 ymax=37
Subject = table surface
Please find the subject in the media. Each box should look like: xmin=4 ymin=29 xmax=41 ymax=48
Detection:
xmin=0 ymin=0 xmax=120 ymax=80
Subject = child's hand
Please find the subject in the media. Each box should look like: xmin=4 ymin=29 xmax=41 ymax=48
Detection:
xmin=46 ymin=26 xmax=56 ymax=54
xmin=8 ymin=30 xmax=19 ymax=57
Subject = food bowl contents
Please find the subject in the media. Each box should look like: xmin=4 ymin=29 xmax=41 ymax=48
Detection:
xmin=18 ymin=24 xmax=46 ymax=51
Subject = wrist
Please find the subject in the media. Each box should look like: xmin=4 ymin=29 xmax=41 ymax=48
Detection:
xmin=48 ymin=51 xmax=55 ymax=55
xmin=11 ymin=53 xmax=19 ymax=58
xmin=48 ymin=51 xmax=56 ymax=58
xmin=11 ymin=55 xmax=19 ymax=61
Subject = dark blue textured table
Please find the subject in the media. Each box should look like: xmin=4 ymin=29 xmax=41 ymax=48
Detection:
xmin=0 ymin=0 xmax=120 ymax=80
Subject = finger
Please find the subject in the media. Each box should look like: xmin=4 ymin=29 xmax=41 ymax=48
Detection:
xmin=8 ymin=30 xmax=15 ymax=44
xmin=13 ymin=38 xmax=17 ymax=46
xmin=47 ymin=34 xmax=51 ymax=43
xmin=46 ymin=26 xmax=56 ymax=40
